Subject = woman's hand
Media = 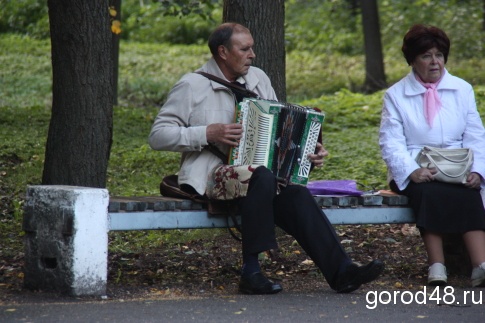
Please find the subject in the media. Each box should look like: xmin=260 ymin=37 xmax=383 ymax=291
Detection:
xmin=206 ymin=123 xmax=243 ymax=147
xmin=465 ymin=172 xmax=482 ymax=189
xmin=308 ymin=142 xmax=328 ymax=167
xmin=410 ymin=167 xmax=437 ymax=183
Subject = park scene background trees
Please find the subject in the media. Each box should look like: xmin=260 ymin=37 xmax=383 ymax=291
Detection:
xmin=1 ymin=0 xmax=484 ymax=193
xmin=1 ymin=0 xmax=485 ymax=296
xmin=2 ymin=0 xmax=484 ymax=189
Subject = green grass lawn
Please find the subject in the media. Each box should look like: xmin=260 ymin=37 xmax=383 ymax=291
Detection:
xmin=1 ymin=33 xmax=485 ymax=254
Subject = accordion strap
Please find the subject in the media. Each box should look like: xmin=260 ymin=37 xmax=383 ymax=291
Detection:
xmin=197 ymin=71 xmax=256 ymax=163
xmin=204 ymin=143 xmax=228 ymax=163
xmin=195 ymin=71 xmax=260 ymax=99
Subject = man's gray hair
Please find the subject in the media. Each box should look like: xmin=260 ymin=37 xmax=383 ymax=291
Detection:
xmin=208 ymin=23 xmax=250 ymax=57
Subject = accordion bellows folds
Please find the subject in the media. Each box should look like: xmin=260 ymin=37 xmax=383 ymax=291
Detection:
xmin=229 ymin=98 xmax=325 ymax=185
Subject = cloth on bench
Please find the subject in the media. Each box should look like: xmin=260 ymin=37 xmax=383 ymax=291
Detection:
xmin=307 ymin=180 xmax=363 ymax=196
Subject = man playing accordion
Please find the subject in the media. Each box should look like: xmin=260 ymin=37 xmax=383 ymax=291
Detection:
xmin=149 ymin=22 xmax=384 ymax=294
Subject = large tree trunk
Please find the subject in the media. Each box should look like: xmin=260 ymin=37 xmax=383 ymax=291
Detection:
xmin=223 ymin=0 xmax=286 ymax=101
xmin=110 ymin=0 xmax=122 ymax=105
xmin=361 ymin=0 xmax=387 ymax=93
xmin=43 ymin=0 xmax=113 ymax=188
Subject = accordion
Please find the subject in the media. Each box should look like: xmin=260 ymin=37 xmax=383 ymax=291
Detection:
xmin=228 ymin=98 xmax=325 ymax=185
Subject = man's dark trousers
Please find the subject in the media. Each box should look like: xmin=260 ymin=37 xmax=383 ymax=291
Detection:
xmin=239 ymin=166 xmax=351 ymax=290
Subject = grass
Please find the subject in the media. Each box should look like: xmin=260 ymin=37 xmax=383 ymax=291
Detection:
xmin=1 ymin=33 xmax=485 ymax=255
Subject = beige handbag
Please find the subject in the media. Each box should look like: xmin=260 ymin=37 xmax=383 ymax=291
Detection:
xmin=416 ymin=146 xmax=473 ymax=184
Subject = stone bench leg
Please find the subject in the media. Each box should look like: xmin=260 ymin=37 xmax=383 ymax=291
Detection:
xmin=23 ymin=185 xmax=109 ymax=296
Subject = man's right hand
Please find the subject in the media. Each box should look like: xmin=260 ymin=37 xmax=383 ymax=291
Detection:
xmin=206 ymin=123 xmax=243 ymax=147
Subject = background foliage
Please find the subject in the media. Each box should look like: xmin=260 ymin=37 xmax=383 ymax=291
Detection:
xmin=1 ymin=0 xmax=485 ymax=252
xmin=2 ymin=0 xmax=484 ymax=58
xmin=3 ymin=0 xmax=483 ymax=100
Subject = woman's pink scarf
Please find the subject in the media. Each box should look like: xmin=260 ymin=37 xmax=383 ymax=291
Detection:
xmin=415 ymin=72 xmax=444 ymax=128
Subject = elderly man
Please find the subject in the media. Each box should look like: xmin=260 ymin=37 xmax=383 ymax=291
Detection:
xmin=149 ymin=23 xmax=384 ymax=294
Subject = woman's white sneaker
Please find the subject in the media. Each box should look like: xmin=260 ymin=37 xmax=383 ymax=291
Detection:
xmin=428 ymin=263 xmax=447 ymax=286
xmin=471 ymin=262 xmax=485 ymax=287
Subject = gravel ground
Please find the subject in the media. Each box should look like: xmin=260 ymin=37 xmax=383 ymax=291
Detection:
xmin=0 ymin=223 xmax=473 ymax=304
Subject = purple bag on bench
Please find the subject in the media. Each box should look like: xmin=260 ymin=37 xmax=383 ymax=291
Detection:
xmin=306 ymin=180 xmax=363 ymax=196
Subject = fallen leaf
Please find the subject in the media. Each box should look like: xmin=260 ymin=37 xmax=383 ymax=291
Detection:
xmin=301 ymin=259 xmax=314 ymax=266
xmin=234 ymin=308 xmax=246 ymax=315
xmin=394 ymin=282 xmax=403 ymax=288
xmin=401 ymin=224 xmax=420 ymax=236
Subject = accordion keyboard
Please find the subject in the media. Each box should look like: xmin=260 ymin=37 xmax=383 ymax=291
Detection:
xmin=252 ymin=115 xmax=272 ymax=165
xmin=229 ymin=98 xmax=324 ymax=185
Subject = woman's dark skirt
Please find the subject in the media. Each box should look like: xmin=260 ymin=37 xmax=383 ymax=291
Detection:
xmin=390 ymin=180 xmax=485 ymax=233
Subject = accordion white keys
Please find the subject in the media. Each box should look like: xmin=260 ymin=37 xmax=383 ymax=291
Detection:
xmin=228 ymin=98 xmax=325 ymax=185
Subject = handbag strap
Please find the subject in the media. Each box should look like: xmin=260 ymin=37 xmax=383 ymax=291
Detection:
xmin=423 ymin=146 xmax=473 ymax=163
xmin=195 ymin=71 xmax=260 ymax=99
xmin=422 ymin=147 xmax=473 ymax=178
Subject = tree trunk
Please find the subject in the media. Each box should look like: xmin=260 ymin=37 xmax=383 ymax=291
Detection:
xmin=110 ymin=0 xmax=122 ymax=105
xmin=43 ymin=0 xmax=113 ymax=188
xmin=361 ymin=0 xmax=387 ymax=93
xmin=223 ymin=0 xmax=286 ymax=101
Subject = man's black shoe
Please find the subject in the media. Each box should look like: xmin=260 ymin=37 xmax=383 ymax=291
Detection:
xmin=336 ymin=260 xmax=385 ymax=293
xmin=239 ymin=272 xmax=283 ymax=295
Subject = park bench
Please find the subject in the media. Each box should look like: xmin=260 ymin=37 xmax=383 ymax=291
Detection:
xmin=107 ymin=193 xmax=413 ymax=230
xmin=22 ymin=185 xmax=414 ymax=297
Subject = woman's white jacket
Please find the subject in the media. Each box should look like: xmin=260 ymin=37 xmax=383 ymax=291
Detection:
xmin=379 ymin=69 xmax=485 ymax=190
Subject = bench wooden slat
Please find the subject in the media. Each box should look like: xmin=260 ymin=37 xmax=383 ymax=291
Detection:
xmin=108 ymin=195 xmax=409 ymax=212
xmin=109 ymin=196 xmax=205 ymax=212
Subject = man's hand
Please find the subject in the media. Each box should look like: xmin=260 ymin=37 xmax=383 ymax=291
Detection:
xmin=308 ymin=142 xmax=328 ymax=167
xmin=206 ymin=123 xmax=243 ymax=147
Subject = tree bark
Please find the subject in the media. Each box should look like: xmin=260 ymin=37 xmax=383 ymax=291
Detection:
xmin=43 ymin=0 xmax=113 ymax=188
xmin=223 ymin=0 xmax=286 ymax=101
xmin=110 ymin=0 xmax=121 ymax=105
xmin=361 ymin=0 xmax=387 ymax=93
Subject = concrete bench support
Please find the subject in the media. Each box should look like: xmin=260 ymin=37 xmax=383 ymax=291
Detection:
xmin=23 ymin=185 xmax=109 ymax=296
